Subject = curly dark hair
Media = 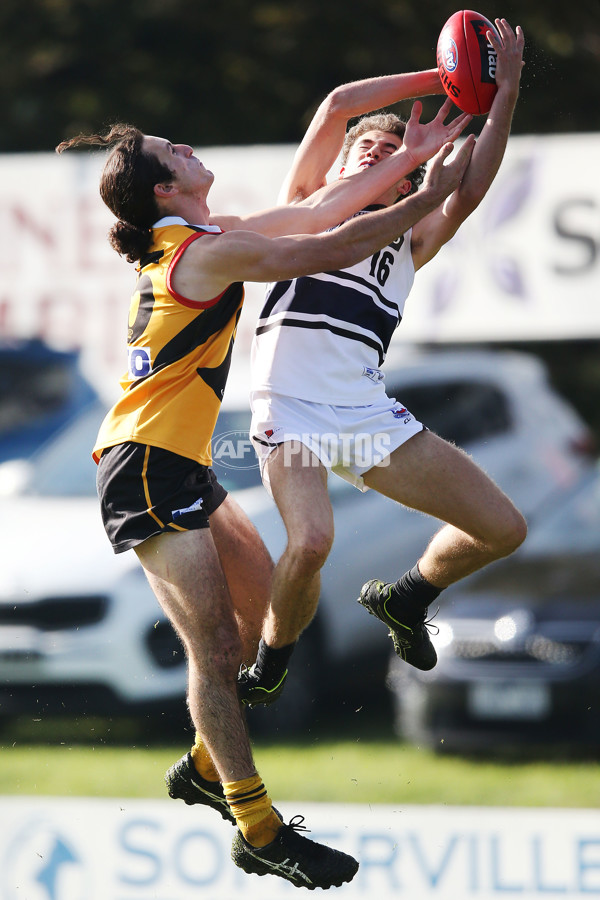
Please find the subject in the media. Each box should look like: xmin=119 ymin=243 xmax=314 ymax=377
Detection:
xmin=56 ymin=124 xmax=175 ymax=263
xmin=341 ymin=112 xmax=426 ymax=199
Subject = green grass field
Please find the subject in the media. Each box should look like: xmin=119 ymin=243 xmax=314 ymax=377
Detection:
xmin=2 ymin=715 xmax=599 ymax=808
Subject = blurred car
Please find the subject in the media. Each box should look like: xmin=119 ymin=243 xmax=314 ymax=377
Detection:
xmin=388 ymin=464 xmax=600 ymax=754
xmin=0 ymin=348 xmax=595 ymax=735
xmin=0 ymin=339 xmax=99 ymax=464
xmin=0 ymin=400 xmax=265 ymax=728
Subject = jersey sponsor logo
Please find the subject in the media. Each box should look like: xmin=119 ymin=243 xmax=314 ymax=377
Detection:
xmin=391 ymin=404 xmax=413 ymax=423
xmin=362 ymin=366 xmax=385 ymax=384
xmin=128 ymin=346 xmax=152 ymax=378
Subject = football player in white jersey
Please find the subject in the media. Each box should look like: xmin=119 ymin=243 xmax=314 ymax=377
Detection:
xmin=241 ymin=19 xmax=526 ymax=703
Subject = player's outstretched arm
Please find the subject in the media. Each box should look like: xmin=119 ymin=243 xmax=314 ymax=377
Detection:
xmin=279 ymin=69 xmax=445 ymax=205
xmin=411 ymin=18 xmax=524 ymax=270
xmin=446 ymin=19 xmax=524 ymax=215
xmin=186 ymin=138 xmax=474 ymax=301
xmin=213 ymin=99 xmax=473 ymax=240
xmin=213 ymin=137 xmax=423 ymax=238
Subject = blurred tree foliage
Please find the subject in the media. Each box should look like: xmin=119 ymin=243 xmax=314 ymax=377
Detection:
xmin=1 ymin=0 xmax=599 ymax=152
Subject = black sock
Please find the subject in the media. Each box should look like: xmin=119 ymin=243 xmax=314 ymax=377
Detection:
xmin=253 ymin=638 xmax=296 ymax=687
xmin=388 ymin=564 xmax=442 ymax=623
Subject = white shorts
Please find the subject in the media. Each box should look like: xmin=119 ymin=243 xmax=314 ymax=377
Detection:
xmin=250 ymin=390 xmax=424 ymax=493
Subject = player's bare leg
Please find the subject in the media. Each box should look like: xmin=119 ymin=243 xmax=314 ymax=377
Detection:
xmin=363 ymin=428 xmax=527 ymax=582
xmin=142 ymin=529 xmax=281 ymax=844
xmin=135 ymin=528 xmax=255 ymax=781
xmin=263 ymin=442 xmax=333 ymax=648
xmin=358 ymin=428 xmax=527 ymax=670
xmin=210 ymin=494 xmax=273 ymax=664
xmin=145 ymin=530 xmax=359 ymax=887
xmin=237 ymin=441 xmax=334 ymax=707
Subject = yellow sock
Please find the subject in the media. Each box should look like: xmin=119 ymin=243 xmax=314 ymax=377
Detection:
xmin=223 ymin=774 xmax=283 ymax=848
xmin=190 ymin=734 xmax=220 ymax=783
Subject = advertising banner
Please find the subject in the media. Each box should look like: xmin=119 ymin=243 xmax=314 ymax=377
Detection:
xmin=0 ymin=798 xmax=599 ymax=900
xmin=401 ymin=133 xmax=600 ymax=343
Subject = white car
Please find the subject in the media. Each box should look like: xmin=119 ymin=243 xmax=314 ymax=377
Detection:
xmin=0 ymin=349 xmax=593 ymax=734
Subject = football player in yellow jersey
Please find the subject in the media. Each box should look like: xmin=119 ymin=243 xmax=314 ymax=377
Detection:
xmin=56 ymin=102 xmax=473 ymax=887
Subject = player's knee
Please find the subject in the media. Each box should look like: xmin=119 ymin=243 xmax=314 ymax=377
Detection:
xmin=491 ymin=506 xmax=527 ymax=559
xmin=288 ymin=525 xmax=334 ymax=573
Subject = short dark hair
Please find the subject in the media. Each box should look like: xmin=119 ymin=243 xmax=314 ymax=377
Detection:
xmin=341 ymin=112 xmax=426 ymax=198
xmin=56 ymin=124 xmax=175 ymax=263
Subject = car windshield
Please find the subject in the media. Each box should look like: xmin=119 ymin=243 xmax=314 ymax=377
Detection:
xmin=21 ymin=405 xmax=263 ymax=497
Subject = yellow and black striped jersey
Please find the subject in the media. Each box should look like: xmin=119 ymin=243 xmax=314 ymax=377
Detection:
xmin=93 ymin=218 xmax=244 ymax=466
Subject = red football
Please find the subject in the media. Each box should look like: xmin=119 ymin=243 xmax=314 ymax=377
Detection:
xmin=437 ymin=10 xmax=499 ymax=115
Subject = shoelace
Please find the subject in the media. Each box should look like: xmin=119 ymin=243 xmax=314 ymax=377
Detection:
xmin=288 ymin=814 xmax=310 ymax=834
xmin=420 ymin=606 xmax=440 ymax=637
xmin=238 ymin=662 xmax=265 ymax=688
xmin=238 ymin=663 xmax=251 ymax=683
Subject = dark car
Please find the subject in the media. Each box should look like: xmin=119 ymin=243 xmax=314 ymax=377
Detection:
xmin=388 ymin=465 xmax=600 ymax=754
xmin=0 ymin=339 xmax=99 ymax=464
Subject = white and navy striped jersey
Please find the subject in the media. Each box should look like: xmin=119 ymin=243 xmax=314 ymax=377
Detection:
xmin=251 ymin=211 xmax=415 ymax=405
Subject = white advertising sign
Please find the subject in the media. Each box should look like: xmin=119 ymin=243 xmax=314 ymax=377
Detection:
xmin=0 ymin=799 xmax=598 ymax=900
xmin=403 ymin=133 xmax=600 ymax=343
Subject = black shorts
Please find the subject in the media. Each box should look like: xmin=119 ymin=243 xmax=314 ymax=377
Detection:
xmin=96 ymin=442 xmax=228 ymax=554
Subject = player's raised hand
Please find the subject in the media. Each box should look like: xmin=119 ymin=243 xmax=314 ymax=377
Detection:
xmin=420 ymin=134 xmax=476 ymax=204
xmin=488 ymin=19 xmax=525 ymax=100
xmin=403 ymin=97 xmax=472 ymax=168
